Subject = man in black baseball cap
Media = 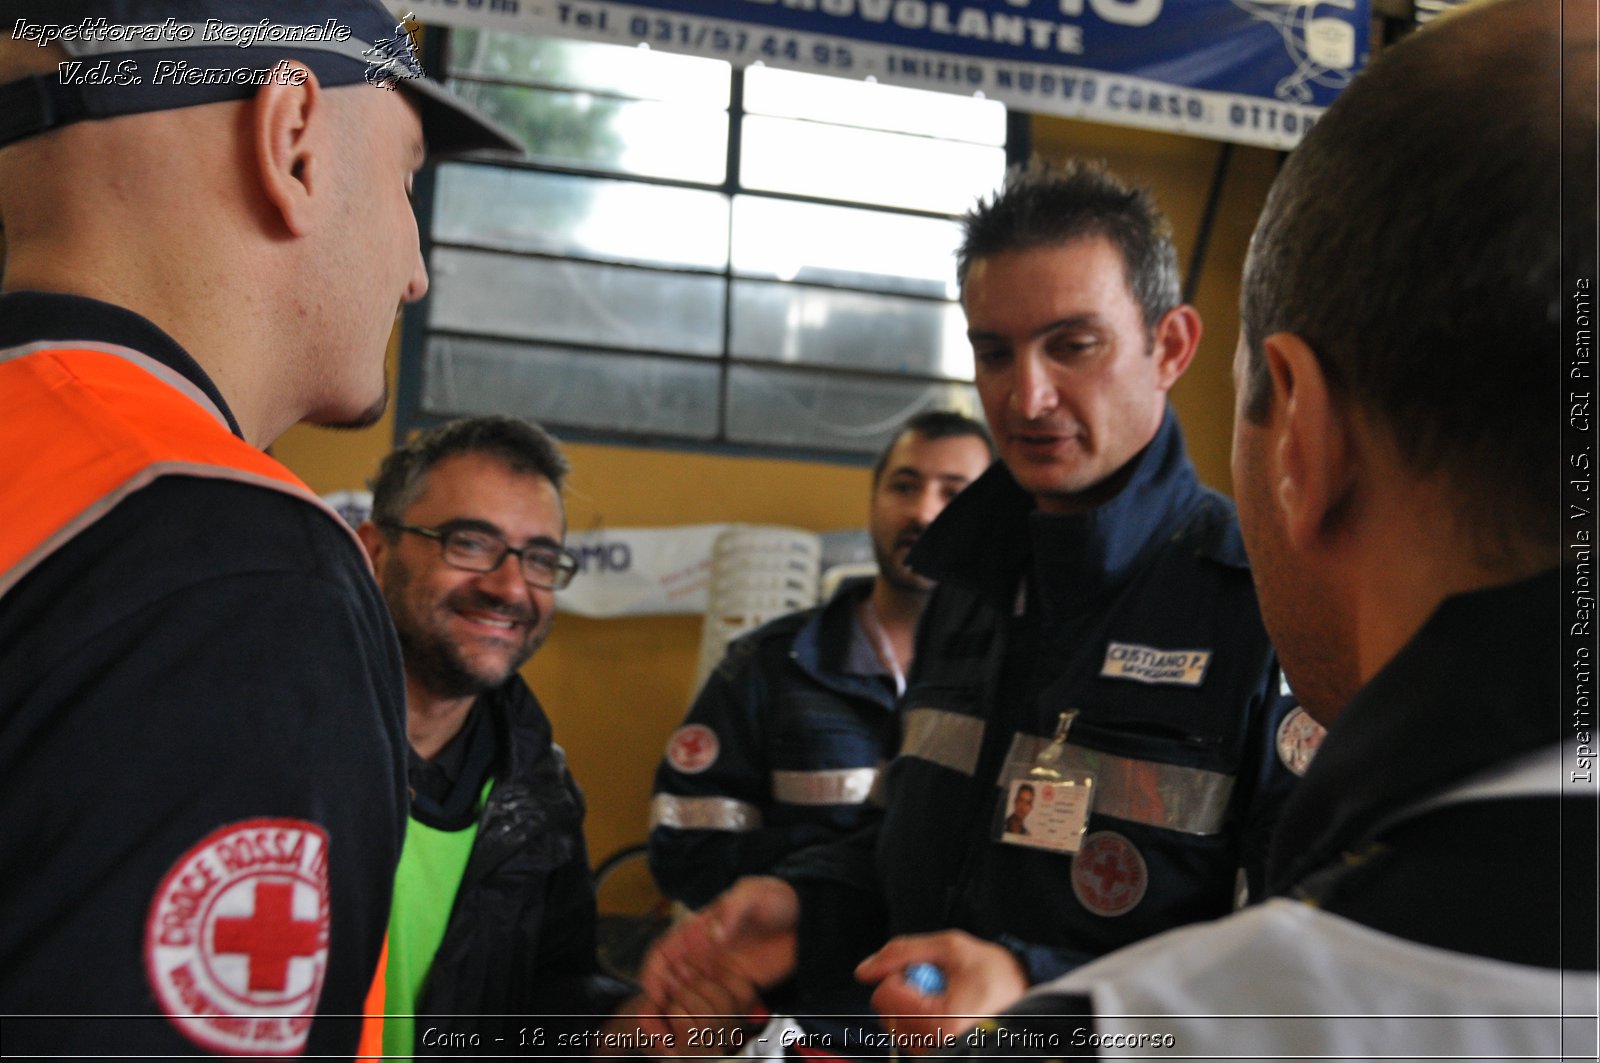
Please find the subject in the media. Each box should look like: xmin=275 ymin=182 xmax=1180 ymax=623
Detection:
xmin=0 ymin=0 xmax=520 ymax=153
xmin=0 ymin=2 xmax=516 ymax=1056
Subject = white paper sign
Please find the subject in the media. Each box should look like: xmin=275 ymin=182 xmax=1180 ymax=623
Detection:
xmin=557 ymin=524 xmax=732 ymax=618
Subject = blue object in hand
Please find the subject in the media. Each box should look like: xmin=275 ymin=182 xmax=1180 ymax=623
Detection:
xmin=902 ymin=961 xmax=947 ymax=996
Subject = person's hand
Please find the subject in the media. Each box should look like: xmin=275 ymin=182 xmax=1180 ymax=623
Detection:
xmin=855 ymin=931 xmax=1028 ymax=1055
xmin=636 ymin=877 xmax=801 ymax=1038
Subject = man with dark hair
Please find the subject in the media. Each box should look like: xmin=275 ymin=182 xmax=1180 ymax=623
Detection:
xmin=932 ymin=0 xmax=1597 ymax=1055
xmin=641 ymin=161 xmax=1307 ymax=1049
xmin=368 ymin=416 xmax=573 ymax=532
xmin=358 ymin=416 xmax=632 ymax=1057
xmin=648 ymin=410 xmax=993 ymax=909
xmin=0 ymin=1 xmax=515 ymax=1055
xmin=956 ymin=161 xmax=1180 ymax=336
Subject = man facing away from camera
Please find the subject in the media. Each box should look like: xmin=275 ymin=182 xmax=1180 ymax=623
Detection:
xmin=0 ymin=0 xmax=516 ymax=1055
xmin=937 ymin=0 xmax=1598 ymax=1056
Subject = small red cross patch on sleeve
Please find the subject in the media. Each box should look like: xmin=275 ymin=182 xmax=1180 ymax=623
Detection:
xmin=144 ymin=818 xmax=331 ymax=1055
xmin=666 ymin=724 xmax=720 ymax=775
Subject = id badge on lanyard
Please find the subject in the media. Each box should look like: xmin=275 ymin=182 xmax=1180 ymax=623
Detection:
xmin=995 ymin=710 xmax=1095 ymax=855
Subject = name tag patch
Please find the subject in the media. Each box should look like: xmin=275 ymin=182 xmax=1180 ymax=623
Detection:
xmin=1100 ymin=642 xmax=1212 ymax=687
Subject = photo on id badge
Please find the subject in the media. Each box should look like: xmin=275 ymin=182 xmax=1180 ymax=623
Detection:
xmin=997 ymin=775 xmax=1093 ymax=854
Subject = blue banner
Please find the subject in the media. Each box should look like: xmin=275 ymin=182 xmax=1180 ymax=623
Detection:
xmin=395 ymin=0 xmax=1368 ymax=148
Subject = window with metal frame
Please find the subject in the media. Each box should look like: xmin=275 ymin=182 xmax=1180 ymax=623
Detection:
xmin=400 ymin=29 xmax=1011 ymax=460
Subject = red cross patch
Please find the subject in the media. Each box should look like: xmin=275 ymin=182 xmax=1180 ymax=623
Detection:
xmin=144 ymin=818 xmax=330 ymax=1055
xmin=1277 ymin=707 xmax=1327 ymax=777
xmin=666 ymin=724 xmax=720 ymax=775
xmin=1071 ymin=830 xmax=1148 ymax=917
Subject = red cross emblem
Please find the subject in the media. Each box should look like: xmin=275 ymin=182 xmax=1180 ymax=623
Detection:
xmin=1071 ymin=831 xmax=1148 ymax=917
xmin=145 ymin=819 xmax=330 ymax=1055
xmin=666 ymin=724 xmax=720 ymax=775
xmin=1277 ymin=707 xmax=1327 ymax=776
xmin=213 ymin=881 xmax=326 ymax=993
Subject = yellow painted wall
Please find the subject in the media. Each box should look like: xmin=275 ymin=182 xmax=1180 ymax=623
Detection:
xmin=273 ymin=116 xmax=1279 ymax=882
xmin=526 ymin=446 xmax=871 ymax=869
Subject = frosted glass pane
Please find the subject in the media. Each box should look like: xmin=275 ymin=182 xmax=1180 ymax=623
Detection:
xmin=731 ymin=196 xmax=959 ymax=297
xmin=741 ymin=116 xmax=1004 ymax=214
xmin=731 ymin=282 xmax=972 ymax=380
xmin=726 ymin=366 xmax=980 ymax=455
xmin=435 ymin=165 xmax=729 ymax=270
xmin=449 ymin=30 xmax=730 ymax=105
xmin=446 ymin=82 xmax=727 ymax=183
xmin=429 ymin=247 xmax=724 ymax=355
xmin=743 ymin=64 xmax=1004 ymax=144
xmin=423 ymin=336 xmax=720 ymax=439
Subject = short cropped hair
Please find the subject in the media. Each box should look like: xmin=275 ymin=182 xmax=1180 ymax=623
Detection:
xmin=957 ymin=158 xmax=1182 ymax=333
xmin=1238 ymin=0 xmax=1584 ymax=545
xmin=871 ymin=409 xmax=994 ymax=485
xmin=369 ymin=415 xmax=570 ymax=531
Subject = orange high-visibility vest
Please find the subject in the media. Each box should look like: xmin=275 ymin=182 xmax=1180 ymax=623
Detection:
xmin=0 ymin=340 xmax=384 ymax=1051
xmin=0 ymin=342 xmax=359 ymax=595
xmin=357 ymin=936 xmax=389 ymax=1058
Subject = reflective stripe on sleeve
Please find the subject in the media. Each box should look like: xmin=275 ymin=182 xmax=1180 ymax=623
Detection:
xmin=1005 ymin=734 xmax=1236 ymax=836
xmin=649 ymin=794 xmax=763 ymax=832
xmin=0 ymin=340 xmax=230 ymax=427
xmin=899 ymin=708 xmax=984 ymax=776
xmin=771 ymin=766 xmax=880 ymax=806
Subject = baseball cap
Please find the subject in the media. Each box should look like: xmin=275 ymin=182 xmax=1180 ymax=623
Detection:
xmin=0 ymin=0 xmax=522 ymax=155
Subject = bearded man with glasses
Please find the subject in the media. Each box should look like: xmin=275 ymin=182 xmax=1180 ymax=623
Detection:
xmin=357 ymin=415 xmax=632 ymax=1057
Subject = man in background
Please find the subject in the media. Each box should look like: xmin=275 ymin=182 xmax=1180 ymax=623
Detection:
xmin=0 ymin=1 xmax=515 ymax=1054
xmin=648 ymin=410 xmax=993 ymax=909
xmin=360 ymin=416 xmax=634 ymax=1056
xmin=935 ymin=0 xmax=1597 ymax=1054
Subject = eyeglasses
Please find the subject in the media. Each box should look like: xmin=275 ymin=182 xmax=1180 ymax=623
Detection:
xmin=385 ymin=522 xmax=579 ymax=590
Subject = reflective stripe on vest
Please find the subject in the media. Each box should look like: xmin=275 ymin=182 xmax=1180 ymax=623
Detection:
xmin=651 ymin=794 xmax=764 ymax=832
xmin=0 ymin=344 xmax=363 ymax=598
xmin=771 ymin=766 xmax=880 ymax=806
xmin=1003 ymin=733 xmax=1235 ymax=836
xmin=899 ymin=708 xmax=984 ymax=776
